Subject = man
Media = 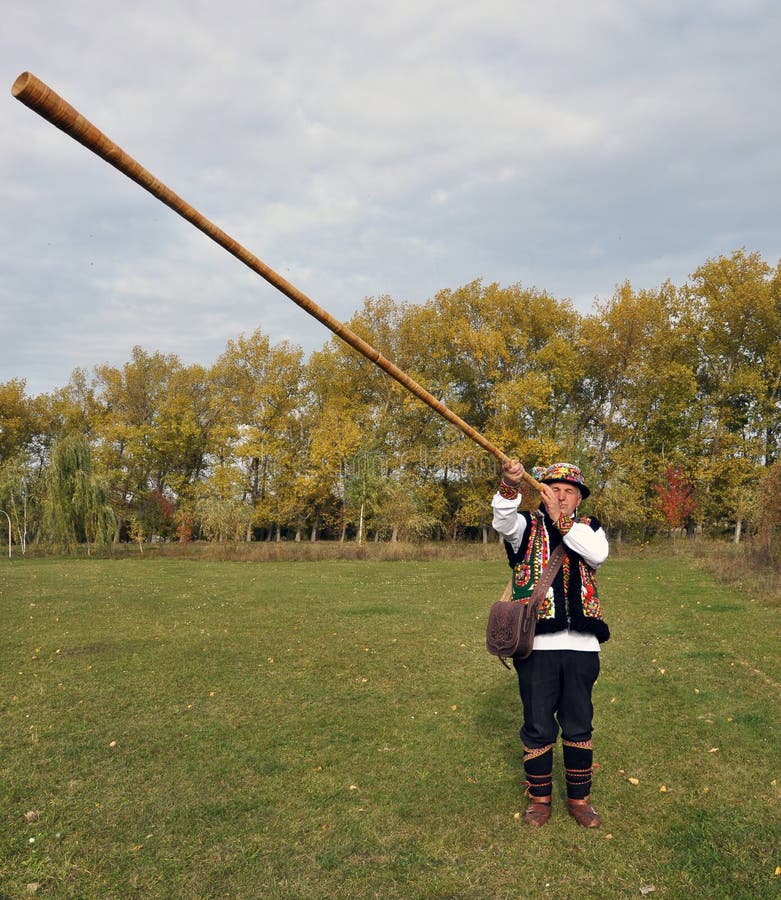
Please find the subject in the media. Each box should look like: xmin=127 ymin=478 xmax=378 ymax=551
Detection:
xmin=492 ymin=460 xmax=610 ymax=828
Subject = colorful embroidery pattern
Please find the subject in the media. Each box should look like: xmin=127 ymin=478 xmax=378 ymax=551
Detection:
xmin=523 ymin=743 xmax=553 ymax=761
xmin=556 ymin=513 xmax=574 ymax=533
xmin=498 ymin=479 xmax=520 ymax=500
xmin=537 ymin=590 xmax=554 ymax=619
xmin=510 ymin=512 xmax=606 ymax=629
xmin=514 ymin=564 xmax=531 ymax=588
xmin=512 ymin=513 xmax=552 ymax=609
xmin=581 ymin=570 xmax=602 ymax=618
xmin=532 ymin=462 xmax=590 ymax=497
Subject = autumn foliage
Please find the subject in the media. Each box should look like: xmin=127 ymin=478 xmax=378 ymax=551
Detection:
xmin=0 ymin=249 xmax=779 ymax=547
xmin=653 ymin=466 xmax=697 ymax=533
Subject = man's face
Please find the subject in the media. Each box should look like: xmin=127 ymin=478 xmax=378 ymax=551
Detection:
xmin=550 ymin=482 xmax=582 ymax=516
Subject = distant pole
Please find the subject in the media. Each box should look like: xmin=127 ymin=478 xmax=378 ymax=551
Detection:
xmin=0 ymin=510 xmax=10 ymax=558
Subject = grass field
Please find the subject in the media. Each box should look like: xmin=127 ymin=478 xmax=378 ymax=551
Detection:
xmin=1 ymin=552 xmax=779 ymax=898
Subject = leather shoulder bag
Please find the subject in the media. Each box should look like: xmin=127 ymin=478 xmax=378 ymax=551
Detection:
xmin=486 ymin=544 xmax=567 ymax=667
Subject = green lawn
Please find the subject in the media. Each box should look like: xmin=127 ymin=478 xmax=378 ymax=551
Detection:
xmin=1 ymin=554 xmax=779 ymax=898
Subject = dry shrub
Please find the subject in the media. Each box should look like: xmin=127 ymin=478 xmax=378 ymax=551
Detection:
xmin=153 ymin=539 xmax=500 ymax=563
xmin=753 ymin=461 xmax=781 ymax=564
xmin=689 ymin=538 xmax=780 ymax=604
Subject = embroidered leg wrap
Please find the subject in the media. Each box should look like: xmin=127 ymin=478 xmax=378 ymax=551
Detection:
xmin=563 ymin=739 xmax=593 ymax=800
xmin=523 ymin=744 xmax=553 ymax=799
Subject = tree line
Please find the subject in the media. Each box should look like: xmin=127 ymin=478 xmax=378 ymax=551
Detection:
xmin=1 ymin=248 xmax=779 ymax=554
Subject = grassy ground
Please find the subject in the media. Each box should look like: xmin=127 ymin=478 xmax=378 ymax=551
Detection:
xmin=1 ymin=553 xmax=779 ymax=899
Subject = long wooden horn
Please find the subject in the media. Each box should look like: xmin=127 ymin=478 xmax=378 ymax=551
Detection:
xmin=12 ymin=71 xmax=543 ymax=491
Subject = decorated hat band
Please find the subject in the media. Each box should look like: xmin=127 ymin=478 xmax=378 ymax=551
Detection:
xmin=531 ymin=462 xmax=590 ymax=499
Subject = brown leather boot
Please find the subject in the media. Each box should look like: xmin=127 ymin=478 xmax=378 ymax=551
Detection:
xmin=524 ymin=796 xmax=552 ymax=826
xmin=566 ymin=797 xmax=601 ymax=828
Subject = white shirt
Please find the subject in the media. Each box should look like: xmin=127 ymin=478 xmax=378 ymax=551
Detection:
xmin=491 ymin=492 xmax=609 ymax=652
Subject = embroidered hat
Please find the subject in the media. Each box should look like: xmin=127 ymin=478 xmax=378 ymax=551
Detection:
xmin=532 ymin=462 xmax=590 ymax=499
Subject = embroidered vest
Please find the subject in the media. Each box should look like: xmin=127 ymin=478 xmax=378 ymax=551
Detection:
xmin=506 ymin=511 xmax=610 ymax=643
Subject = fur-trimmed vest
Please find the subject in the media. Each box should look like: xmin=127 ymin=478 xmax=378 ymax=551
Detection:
xmin=504 ymin=510 xmax=610 ymax=643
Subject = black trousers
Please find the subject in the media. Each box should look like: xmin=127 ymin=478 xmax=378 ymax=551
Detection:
xmin=512 ymin=649 xmax=600 ymax=748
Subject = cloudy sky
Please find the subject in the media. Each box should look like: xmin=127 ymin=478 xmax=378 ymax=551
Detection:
xmin=2 ymin=0 xmax=779 ymax=397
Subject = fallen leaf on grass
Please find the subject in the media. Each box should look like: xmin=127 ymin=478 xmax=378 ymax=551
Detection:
xmin=659 ymin=785 xmax=667 ymax=792
xmin=774 ymin=866 xmax=781 ymax=876
xmin=640 ymin=887 xmax=656 ymax=895
xmin=604 ymin=833 xmax=613 ymax=840
xmin=628 ymin=777 xmax=640 ymax=785
xmin=708 ymin=747 xmax=719 ymax=753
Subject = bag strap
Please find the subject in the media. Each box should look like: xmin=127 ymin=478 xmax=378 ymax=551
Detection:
xmin=494 ymin=543 xmax=568 ymax=670
xmin=498 ymin=543 xmax=567 ymax=606
xmin=528 ymin=543 xmax=567 ymax=609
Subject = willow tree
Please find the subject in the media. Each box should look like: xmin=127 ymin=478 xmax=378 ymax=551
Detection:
xmin=43 ymin=432 xmax=117 ymax=552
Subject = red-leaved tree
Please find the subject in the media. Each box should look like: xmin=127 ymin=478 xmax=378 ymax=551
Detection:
xmin=653 ymin=465 xmax=697 ymax=539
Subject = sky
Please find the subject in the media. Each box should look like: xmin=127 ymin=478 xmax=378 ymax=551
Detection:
xmin=2 ymin=0 xmax=780 ymax=398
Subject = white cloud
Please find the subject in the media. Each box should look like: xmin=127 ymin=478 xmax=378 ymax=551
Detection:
xmin=2 ymin=0 xmax=780 ymax=396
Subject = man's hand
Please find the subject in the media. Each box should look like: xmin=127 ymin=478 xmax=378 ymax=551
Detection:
xmin=501 ymin=459 xmax=525 ymax=486
xmin=539 ymin=483 xmax=561 ymax=520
